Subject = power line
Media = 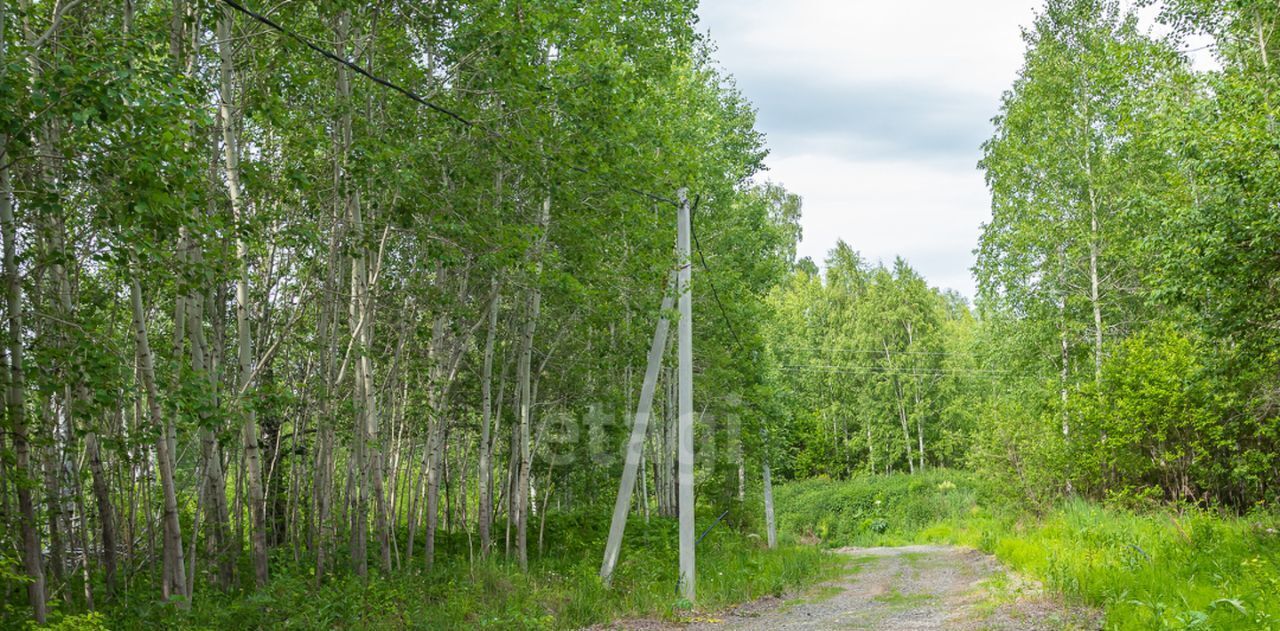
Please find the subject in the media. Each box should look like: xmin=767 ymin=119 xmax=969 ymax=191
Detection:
xmin=784 ymin=347 xmax=981 ymax=356
xmin=223 ymin=0 xmax=475 ymax=127
xmin=688 ymin=196 xmax=748 ymax=356
xmin=782 ymin=364 xmax=1011 ymax=372
xmin=782 ymin=364 xmax=1011 ymax=374
xmin=220 ymin=0 xmax=679 ymax=208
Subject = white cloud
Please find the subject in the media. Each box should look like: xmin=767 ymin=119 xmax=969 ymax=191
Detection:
xmin=765 ymin=153 xmax=989 ymax=295
xmin=699 ymin=0 xmax=1040 ymax=299
xmin=700 ymin=0 xmax=1036 ymax=97
xmin=698 ymin=0 xmax=1203 ymax=299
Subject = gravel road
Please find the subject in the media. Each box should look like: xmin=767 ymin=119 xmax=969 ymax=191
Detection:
xmin=689 ymin=545 xmax=1098 ymax=630
xmin=599 ymin=545 xmax=1099 ymax=630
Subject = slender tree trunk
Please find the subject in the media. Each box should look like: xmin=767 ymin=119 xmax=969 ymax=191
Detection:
xmin=1058 ymin=243 xmax=1070 ymax=439
xmin=3 ymin=172 xmax=48 ymax=619
xmin=491 ymin=349 xmax=510 ymax=535
xmin=313 ymin=421 xmax=335 ymax=583
xmin=916 ymin=400 xmax=926 ymax=472
xmin=478 ymin=280 xmax=500 ymax=558
xmin=43 ymin=403 xmax=67 ymax=602
xmin=897 ymin=394 xmax=912 ymax=472
xmin=130 ymin=273 xmax=188 ymax=606
xmin=444 ymin=434 xmax=453 ymax=534
xmin=536 ymin=459 xmax=552 ymax=557
xmin=352 ymin=25 xmax=392 ymax=580
xmin=38 ymin=263 xmax=65 ymax=604
xmin=457 ymin=433 xmax=472 ymax=534
xmin=897 ymin=391 xmax=913 ymax=474
xmin=0 ymin=388 xmax=9 ymax=559
xmin=515 ymin=194 xmax=551 ymax=572
xmin=423 ymin=409 xmax=444 ymax=568
xmin=1087 ymin=185 xmax=1103 ymax=385
xmin=504 ymin=415 xmax=517 ymax=557
xmin=905 ymin=323 xmax=924 ymax=472
xmin=884 ymin=345 xmax=914 ymax=474
xmin=184 ymin=455 xmax=203 ymax=599
xmin=217 ymin=6 xmax=269 ymax=587
xmin=85 ymin=432 xmax=116 ymax=596
xmin=405 ymin=424 xmax=427 ymax=566
xmin=166 ymin=243 xmax=191 ymax=600
xmin=423 ymin=306 xmax=448 ymax=569
xmin=72 ymin=459 xmax=92 ymax=610
xmin=193 ymin=272 xmax=234 ymax=591
xmin=866 ymin=420 xmax=875 ymax=475
xmin=736 ymin=443 xmax=745 ymax=504
xmin=333 ymin=10 xmax=372 ymax=579
xmin=4 ymin=115 xmax=47 ymax=621
xmin=640 ymin=448 xmax=651 ymax=523
xmin=313 ymin=171 xmax=343 ymax=588
xmin=7 ymin=4 xmax=55 ymax=619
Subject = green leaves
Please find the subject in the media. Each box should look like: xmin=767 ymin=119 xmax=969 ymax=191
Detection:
xmin=763 ymin=242 xmax=975 ymax=479
xmin=970 ymin=0 xmax=1280 ymax=508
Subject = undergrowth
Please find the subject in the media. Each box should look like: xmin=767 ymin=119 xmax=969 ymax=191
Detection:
xmin=775 ymin=471 xmax=1280 ymax=630
xmin=6 ymin=510 xmax=839 ymax=630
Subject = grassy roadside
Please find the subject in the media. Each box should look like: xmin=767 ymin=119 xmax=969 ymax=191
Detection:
xmin=775 ymin=471 xmax=1280 ymax=630
xmin=17 ymin=511 xmax=839 ymax=630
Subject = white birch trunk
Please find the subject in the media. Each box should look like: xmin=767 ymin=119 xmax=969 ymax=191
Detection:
xmin=129 ymin=274 xmax=188 ymax=606
xmin=478 ymin=280 xmax=500 ymax=558
xmin=515 ymin=194 xmax=550 ymax=571
xmin=217 ymin=6 xmax=269 ymax=587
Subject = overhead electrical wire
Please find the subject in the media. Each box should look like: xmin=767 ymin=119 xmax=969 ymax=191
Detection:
xmin=222 ymin=0 xmax=1003 ymax=387
xmin=787 ymin=348 xmax=982 ymax=356
xmin=220 ymin=0 xmax=995 ymax=592
xmin=223 ymin=0 xmax=475 ymax=127
xmin=220 ymin=0 xmax=679 ymax=208
xmin=779 ymin=365 xmax=1013 ymax=376
xmin=223 ymin=0 xmax=772 ymax=393
xmin=688 ymin=195 xmax=748 ymax=356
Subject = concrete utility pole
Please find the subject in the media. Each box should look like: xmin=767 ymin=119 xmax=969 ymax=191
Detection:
xmin=676 ymin=189 xmax=696 ymax=602
xmin=762 ymin=428 xmax=777 ymax=549
xmin=600 ymin=272 xmax=676 ymax=585
xmin=762 ymin=462 xmax=777 ymax=549
xmin=599 ymin=189 xmax=696 ymax=600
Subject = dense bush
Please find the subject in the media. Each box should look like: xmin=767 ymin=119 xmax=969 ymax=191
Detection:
xmin=1072 ymin=327 xmax=1225 ymax=504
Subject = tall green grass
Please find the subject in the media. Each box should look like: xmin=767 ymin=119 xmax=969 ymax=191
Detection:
xmin=19 ymin=510 xmax=838 ymax=630
xmin=774 ymin=470 xmax=996 ymax=547
xmin=775 ymin=471 xmax=1280 ymax=629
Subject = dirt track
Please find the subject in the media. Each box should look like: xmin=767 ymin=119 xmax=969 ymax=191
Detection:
xmin=601 ymin=545 xmax=1100 ymax=630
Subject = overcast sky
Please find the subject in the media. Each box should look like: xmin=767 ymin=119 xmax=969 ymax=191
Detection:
xmin=695 ymin=0 xmax=1186 ymax=298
